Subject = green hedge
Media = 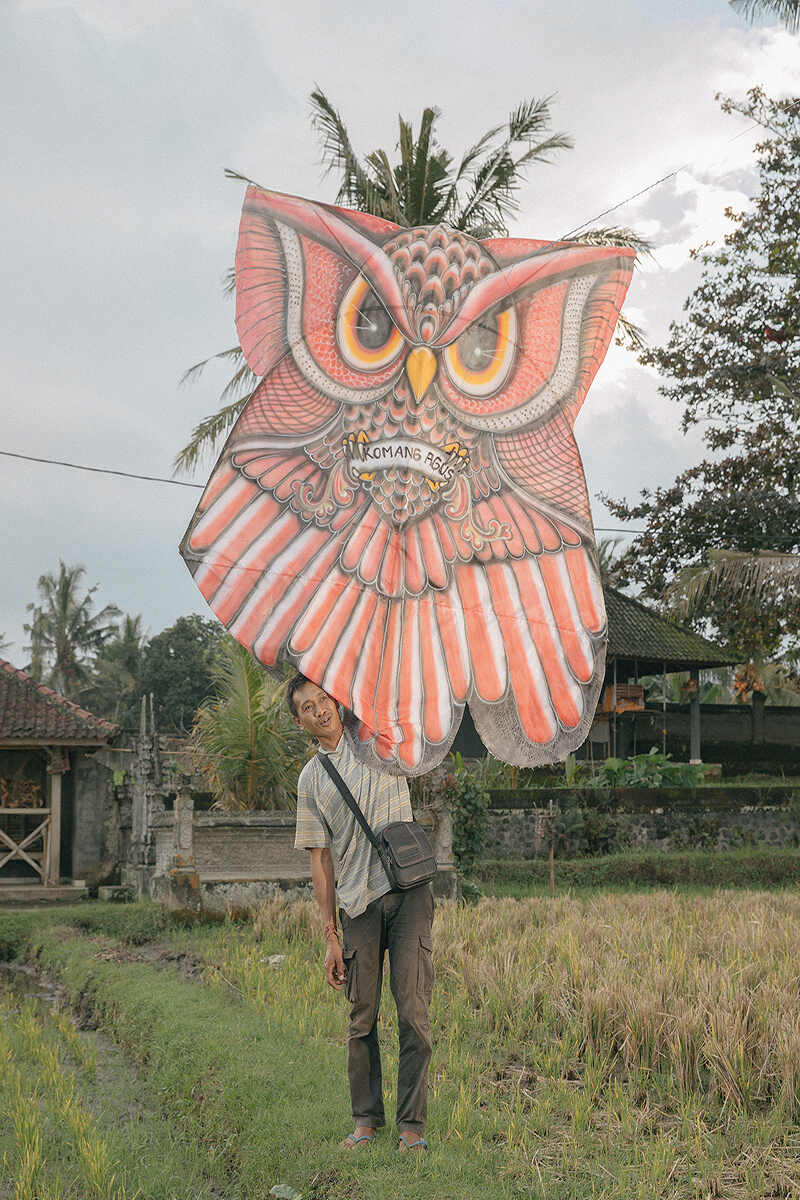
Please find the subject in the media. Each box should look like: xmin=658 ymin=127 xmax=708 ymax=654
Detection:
xmin=473 ymin=847 xmax=800 ymax=890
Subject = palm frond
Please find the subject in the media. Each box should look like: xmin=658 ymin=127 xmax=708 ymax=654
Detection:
xmin=614 ymin=312 xmax=647 ymax=352
xmin=179 ymin=345 xmax=247 ymax=388
xmin=511 ymin=131 xmax=575 ymax=170
xmin=568 ymin=225 xmax=654 ymax=259
xmin=173 ymin=391 xmax=255 ymax=476
xmin=508 ymin=96 xmax=561 ymax=141
xmin=309 ymin=87 xmax=379 ymax=212
xmin=730 ymin=0 xmax=800 ymax=32
xmin=365 ymin=148 xmax=404 ymax=223
xmin=664 ymin=549 xmax=800 ymax=618
xmin=412 ymin=107 xmax=440 ymax=226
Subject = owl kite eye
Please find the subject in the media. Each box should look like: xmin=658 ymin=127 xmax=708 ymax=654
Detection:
xmin=337 ymin=276 xmax=405 ymax=372
xmin=443 ymin=306 xmax=517 ymax=398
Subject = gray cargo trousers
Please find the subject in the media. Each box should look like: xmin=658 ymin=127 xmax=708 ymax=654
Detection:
xmin=340 ymin=882 xmax=434 ymax=1133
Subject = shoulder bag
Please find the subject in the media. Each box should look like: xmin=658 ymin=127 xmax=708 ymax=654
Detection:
xmin=317 ymin=754 xmax=436 ymax=891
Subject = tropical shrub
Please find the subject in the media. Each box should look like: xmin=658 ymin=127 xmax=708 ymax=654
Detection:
xmin=439 ymin=753 xmax=490 ymax=874
xmin=191 ymin=638 xmax=308 ymax=810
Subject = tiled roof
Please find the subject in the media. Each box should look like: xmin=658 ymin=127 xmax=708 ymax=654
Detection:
xmin=0 ymin=658 xmax=117 ymax=744
xmin=605 ymin=588 xmax=737 ymax=670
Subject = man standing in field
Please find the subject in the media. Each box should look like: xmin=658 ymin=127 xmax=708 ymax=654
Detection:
xmin=288 ymin=674 xmax=434 ymax=1153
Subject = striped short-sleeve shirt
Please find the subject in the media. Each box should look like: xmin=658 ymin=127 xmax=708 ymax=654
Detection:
xmin=294 ymin=731 xmax=412 ymax=918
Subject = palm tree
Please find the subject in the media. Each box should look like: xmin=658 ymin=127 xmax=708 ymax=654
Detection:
xmin=191 ymin=638 xmax=309 ymax=810
xmin=730 ymin=0 xmax=800 ymax=32
xmin=175 ymin=91 xmax=650 ymax=475
xmin=309 ymin=91 xmax=574 ymax=237
xmin=24 ymin=562 xmax=121 ymax=700
xmin=87 ymin=614 xmax=148 ymax=723
xmin=662 ymin=549 xmax=800 ymax=704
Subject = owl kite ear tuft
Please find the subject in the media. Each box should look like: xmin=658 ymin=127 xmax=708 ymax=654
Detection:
xmin=238 ymin=184 xmax=414 ymax=342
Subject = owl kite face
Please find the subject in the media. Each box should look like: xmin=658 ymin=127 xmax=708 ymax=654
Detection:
xmin=181 ymin=185 xmax=635 ymax=774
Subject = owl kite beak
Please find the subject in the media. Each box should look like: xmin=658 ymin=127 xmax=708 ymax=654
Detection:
xmin=405 ymin=347 xmax=437 ymax=401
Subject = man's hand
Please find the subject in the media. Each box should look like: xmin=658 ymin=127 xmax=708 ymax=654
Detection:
xmin=325 ymin=938 xmax=346 ymax=990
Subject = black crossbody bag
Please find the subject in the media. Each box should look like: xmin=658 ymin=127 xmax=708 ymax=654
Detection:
xmin=317 ymin=754 xmax=437 ymax=891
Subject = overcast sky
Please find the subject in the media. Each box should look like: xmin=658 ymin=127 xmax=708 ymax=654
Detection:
xmin=2 ymin=0 xmax=799 ymax=662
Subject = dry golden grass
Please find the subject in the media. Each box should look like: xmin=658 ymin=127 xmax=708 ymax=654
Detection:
xmin=247 ymin=889 xmax=800 ymax=1119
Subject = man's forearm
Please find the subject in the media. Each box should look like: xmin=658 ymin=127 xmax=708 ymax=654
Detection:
xmin=309 ymin=848 xmax=337 ymax=926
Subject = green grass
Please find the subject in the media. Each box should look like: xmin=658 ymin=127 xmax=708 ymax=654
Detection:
xmin=473 ymin=846 xmax=800 ymax=896
xmin=3 ymin=891 xmax=800 ymax=1198
xmin=0 ymin=978 xmax=217 ymax=1199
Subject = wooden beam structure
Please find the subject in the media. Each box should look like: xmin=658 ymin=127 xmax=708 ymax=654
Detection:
xmin=0 ymin=807 xmax=51 ymax=879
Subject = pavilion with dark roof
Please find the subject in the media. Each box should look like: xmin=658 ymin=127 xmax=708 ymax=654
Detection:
xmin=0 ymin=657 xmax=116 ymax=894
xmin=593 ymin=588 xmax=738 ymax=762
xmin=454 ymin=587 xmax=737 ymax=762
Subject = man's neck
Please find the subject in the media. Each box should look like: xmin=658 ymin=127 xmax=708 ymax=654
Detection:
xmin=318 ymin=727 xmax=343 ymax=753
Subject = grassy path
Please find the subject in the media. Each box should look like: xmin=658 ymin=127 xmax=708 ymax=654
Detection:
xmin=0 ymin=968 xmax=218 ymax=1200
xmin=2 ymin=895 xmax=800 ymax=1198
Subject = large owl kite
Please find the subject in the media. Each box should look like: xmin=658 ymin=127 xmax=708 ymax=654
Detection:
xmin=180 ymin=185 xmax=635 ymax=775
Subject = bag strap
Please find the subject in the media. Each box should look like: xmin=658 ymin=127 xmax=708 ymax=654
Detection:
xmin=317 ymin=753 xmax=389 ymax=869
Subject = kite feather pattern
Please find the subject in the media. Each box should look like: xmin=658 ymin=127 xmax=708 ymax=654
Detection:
xmin=180 ymin=184 xmax=635 ymax=775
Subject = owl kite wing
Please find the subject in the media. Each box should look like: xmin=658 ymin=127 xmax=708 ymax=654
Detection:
xmin=180 ymin=185 xmax=635 ymax=774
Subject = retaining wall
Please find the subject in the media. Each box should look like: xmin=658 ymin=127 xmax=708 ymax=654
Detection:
xmin=485 ymin=786 xmax=800 ymax=859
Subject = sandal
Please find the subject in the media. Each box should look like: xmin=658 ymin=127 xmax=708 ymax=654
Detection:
xmin=398 ymin=1134 xmax=428 ymax=1151
xmin=342 ymin=1132 xmax=375 ymax=1150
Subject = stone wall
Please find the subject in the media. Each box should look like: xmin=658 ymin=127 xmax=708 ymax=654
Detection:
xmin=485 ymin=786 xmax=800 ymax=859
xmin=152 ymin=809 xmax=309 ymax=881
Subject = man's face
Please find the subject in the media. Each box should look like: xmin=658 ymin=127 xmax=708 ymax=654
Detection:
xmin=292 ymin=681 xmax=343 ymax=743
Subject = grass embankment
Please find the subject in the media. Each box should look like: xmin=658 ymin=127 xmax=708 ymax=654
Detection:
xmin=3 ymin=889 xmax=800 ymax=1198
xmin=475 ymin=846 xmax=800 ymax=896
xmin=0 ymin=980 xmax=212 ymax=1200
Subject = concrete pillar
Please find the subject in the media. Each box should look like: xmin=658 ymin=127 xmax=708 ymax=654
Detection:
xmin=752 ymin=690 xmax=766 ymax=745
xmin=431 ymin=803 xmax=459 ymax=899
xmin=689 ymin=672 xmax=702 ymax=765
xmin=46 ymin=757 xmax=63 ymax=885
xmin=167 ymin=791 xmax=201 ymax=912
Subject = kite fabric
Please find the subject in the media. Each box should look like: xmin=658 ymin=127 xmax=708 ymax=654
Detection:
xmin=180 ymin=184 xmax=635 ymax=775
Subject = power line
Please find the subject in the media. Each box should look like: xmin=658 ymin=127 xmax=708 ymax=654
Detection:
xmin=0 ymin=449 xmax=203 ymax=489
xmin=559 ymin=98 xmax=800 ymax=240
xmin=0 ymin=447 xmax=647 ymax=533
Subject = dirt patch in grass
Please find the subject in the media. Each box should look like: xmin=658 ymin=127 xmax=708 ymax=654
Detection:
xmin=86 ymin=932 xmax=208 ymax=981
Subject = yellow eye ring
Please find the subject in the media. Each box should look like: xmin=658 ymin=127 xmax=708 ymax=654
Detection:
xmin=337 ymin=276 xmax=405 ymax=371
xmin=443 ymin=307 xmax=517 ymax=397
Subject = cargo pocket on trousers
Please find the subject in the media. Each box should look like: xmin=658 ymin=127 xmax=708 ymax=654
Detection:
xmin=343 ymin=948 xmax=358 ymax=1003
xmin=417 ymin=935 xmax=434 ymax=1001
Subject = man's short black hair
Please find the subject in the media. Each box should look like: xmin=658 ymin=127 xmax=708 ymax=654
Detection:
xmin=286 ymin=673 xmax=311 ymax=719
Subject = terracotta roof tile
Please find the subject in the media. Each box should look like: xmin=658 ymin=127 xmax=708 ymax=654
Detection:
xmin=0 ymin=658 xmax=117 ymax=744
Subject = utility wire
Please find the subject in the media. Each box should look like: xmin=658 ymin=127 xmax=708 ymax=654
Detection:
xmin=0 ymin=449 xmax=203 ymax=489
xmin=0 ymin=448 xmax=646 ymax=533
xmin=559 ymin=97 xmax=800 ymax=240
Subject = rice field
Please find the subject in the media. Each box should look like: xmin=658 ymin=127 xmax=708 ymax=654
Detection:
xmin=2 ymin=889 xmax=800 ymax=1198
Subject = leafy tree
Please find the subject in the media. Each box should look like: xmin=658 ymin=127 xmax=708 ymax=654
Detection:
xmin=23 ymin=561 xmax=121 ymax=700
xmin=135 ymin=615 xmax=223 ymax=732
xmin=606 ymin=89 xmax=800 ymax=665
xmin=191 ymin=638 xmax=308 ymax=810
xmin=730 ymin=0 xmax=800 ymax=32
xmin=175 ymin=90 xmax=649 ymax=474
